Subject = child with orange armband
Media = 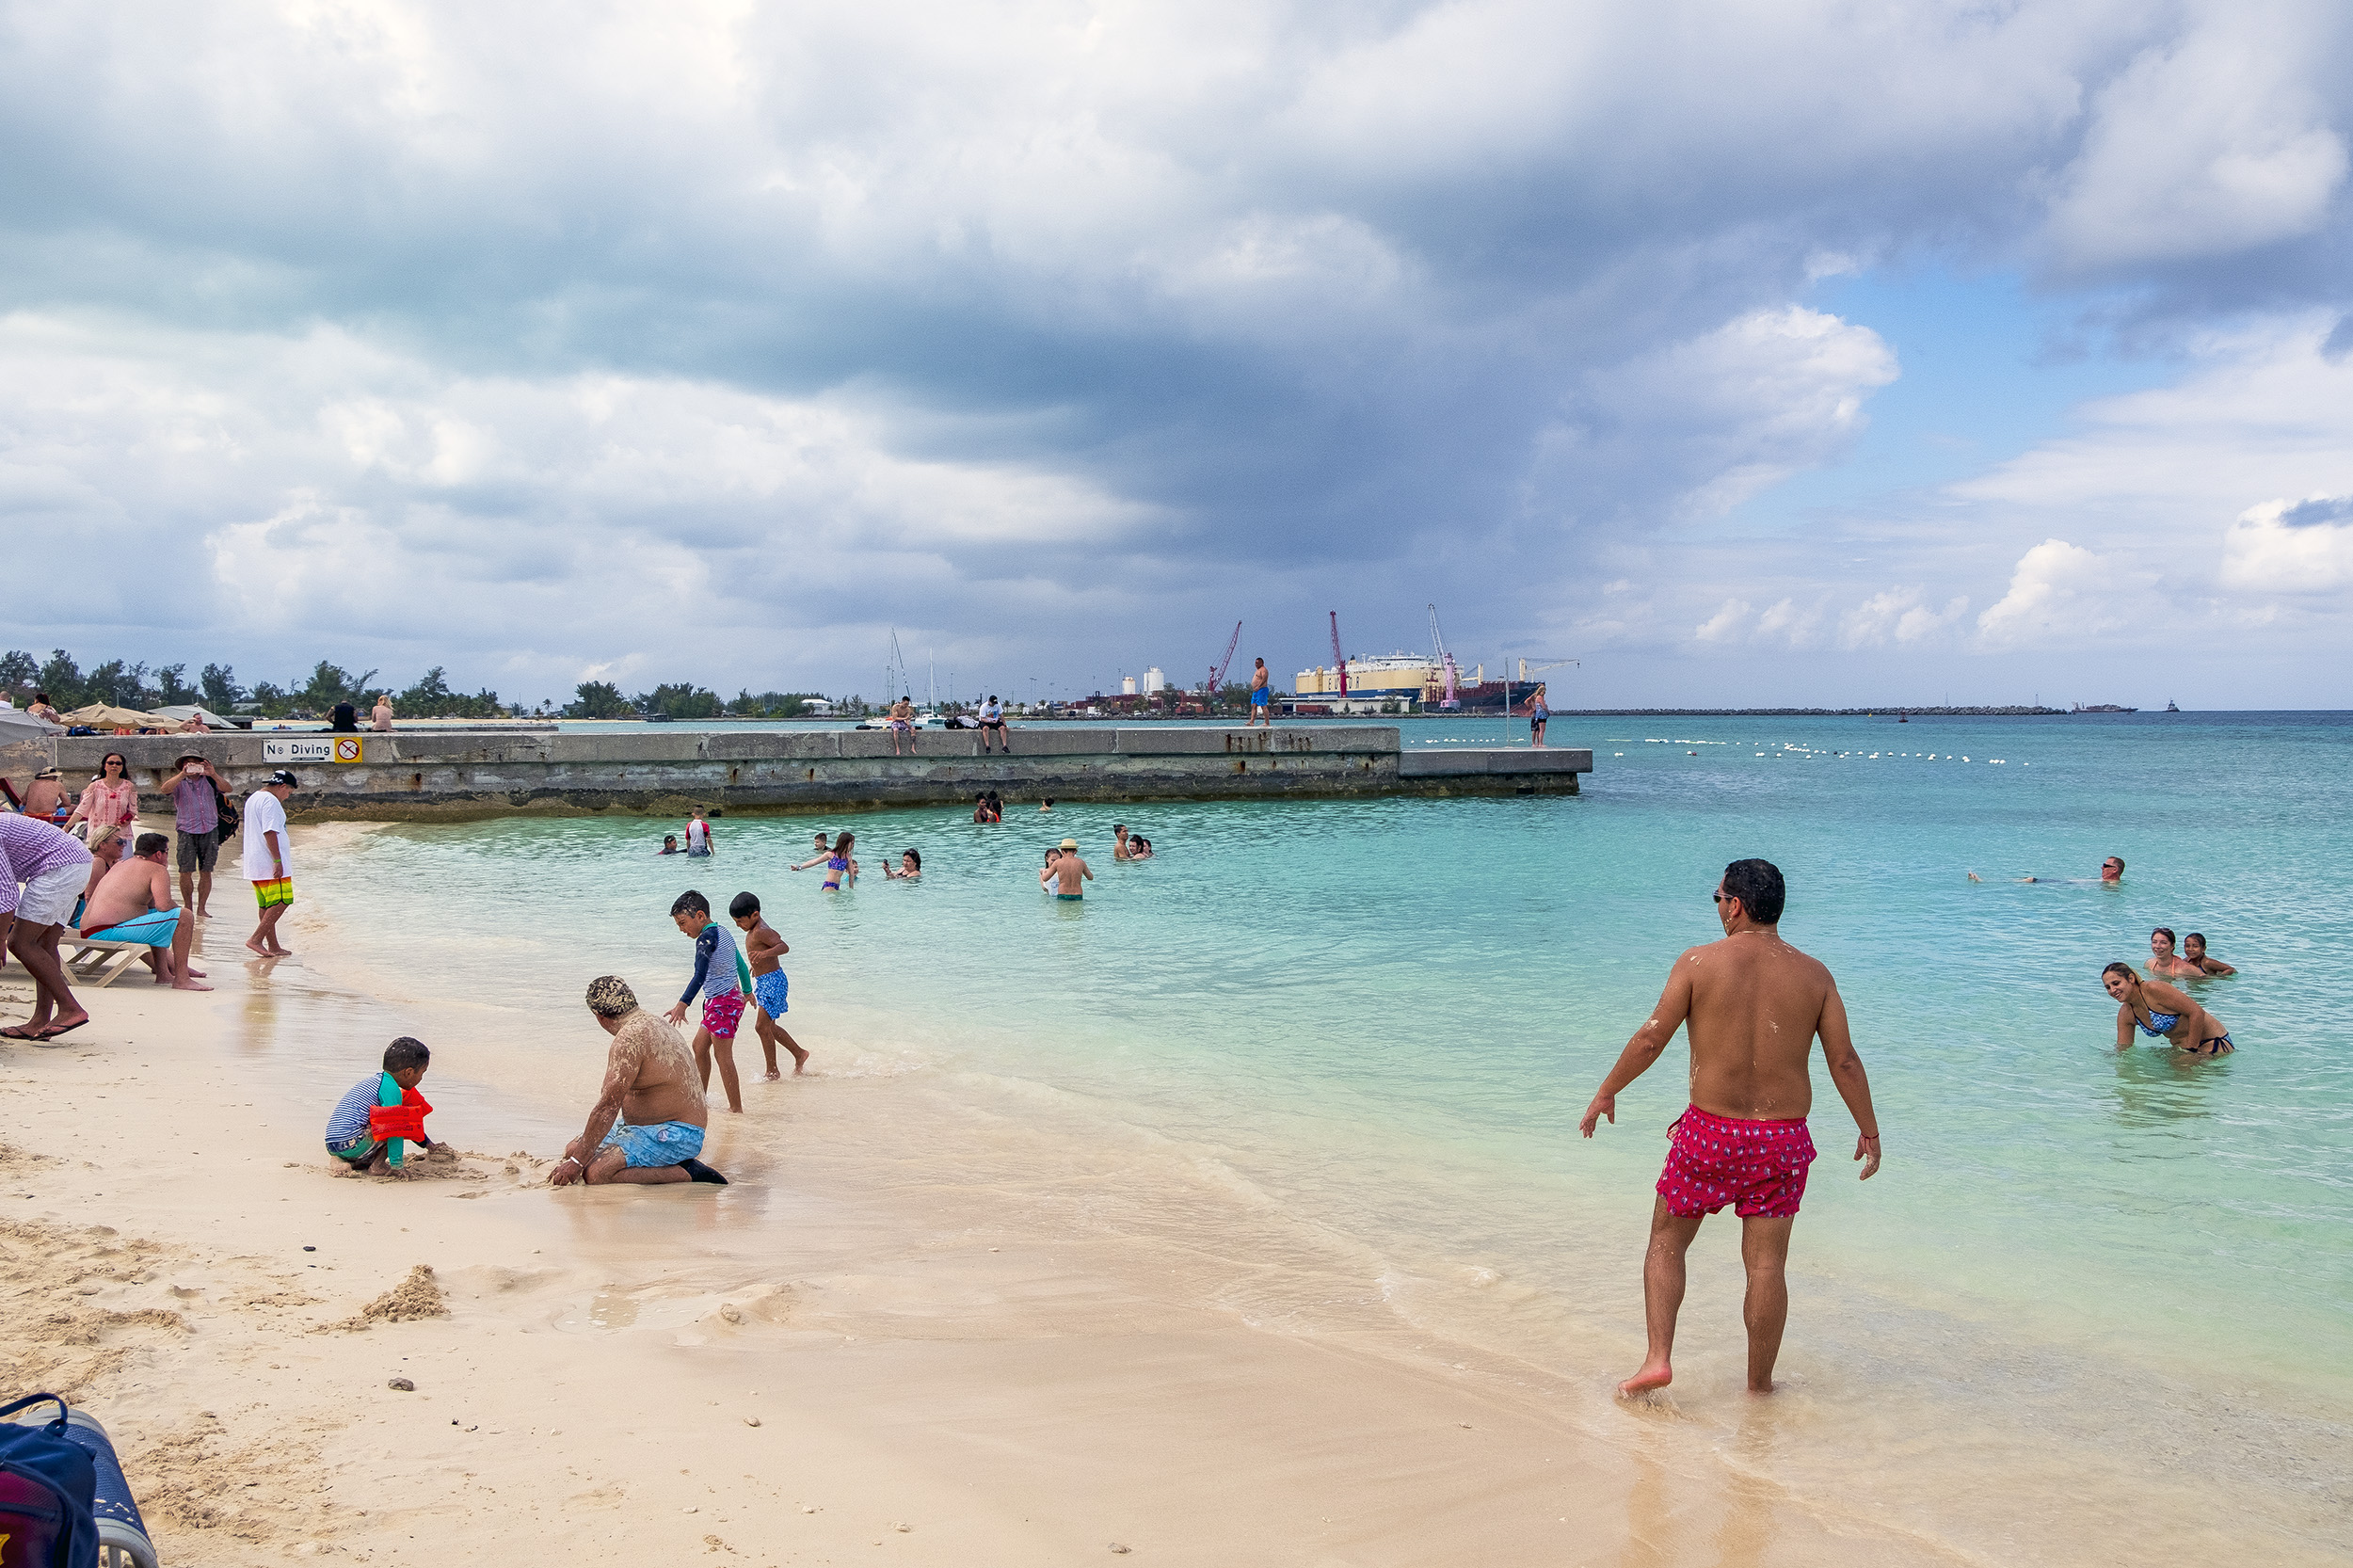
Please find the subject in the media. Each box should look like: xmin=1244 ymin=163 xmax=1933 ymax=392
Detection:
xmin=324 ymin=1036 xmax=437 ymax=1176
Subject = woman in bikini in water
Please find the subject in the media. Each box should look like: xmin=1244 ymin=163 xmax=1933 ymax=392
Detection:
xmin=821 ymin=832 xmax=856 ymax=891
xmin=2101 ymin=963 xmax=2233 ymax=1057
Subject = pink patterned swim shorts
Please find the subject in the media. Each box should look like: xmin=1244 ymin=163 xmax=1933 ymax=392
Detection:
xmin=701 ymin=989 xmax=745 ymax=1040
xmin=1657 ymin=1105 xmax=1817 ymax=1219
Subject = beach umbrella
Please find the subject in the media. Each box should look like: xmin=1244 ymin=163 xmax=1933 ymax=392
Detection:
xmin=60 ymin=703 xmax=160 ymax=730
xmin=0 ymin=708 xmax=64 ymax=739
xmin=145 ymin=704 xmax=234 ymax=729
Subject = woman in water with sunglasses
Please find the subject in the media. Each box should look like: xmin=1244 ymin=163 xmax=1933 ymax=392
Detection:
xmin=2101 ymin=962 xmax=2233 ymax=1057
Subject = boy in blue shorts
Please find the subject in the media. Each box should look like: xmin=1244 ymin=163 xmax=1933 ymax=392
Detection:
xmin=730 ymin=891 xmax=808 ymax=1078
xmin=324 ymin=1037 xmax=437 ymax=1176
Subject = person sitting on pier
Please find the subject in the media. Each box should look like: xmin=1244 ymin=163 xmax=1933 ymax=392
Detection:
xmin=78 ymin=832 xmax=210 ymax=991
xmin=552 ymin=975 xmax=725 ymax=1187
xmin=2182 ymin=933 xmax=2236 ymax=976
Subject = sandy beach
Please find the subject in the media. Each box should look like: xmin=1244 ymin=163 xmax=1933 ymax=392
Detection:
xmin=0 ymin=890 xmax=1933 ymax=1566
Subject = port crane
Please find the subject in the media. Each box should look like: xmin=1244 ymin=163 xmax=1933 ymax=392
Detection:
xmin=1329 ymin=612 xmax=1349 ymax=696
xmin=1206 ymin=620 xmax=1241 ymax=701
xmin=1427 ymin=604 xmax=1462 ymax=709
xmin=1516 ymin=657 xmax=1578 ymax=683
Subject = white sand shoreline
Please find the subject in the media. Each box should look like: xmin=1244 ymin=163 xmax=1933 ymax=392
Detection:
xmin=0 ymin=891 xmax=1973 ymax=1567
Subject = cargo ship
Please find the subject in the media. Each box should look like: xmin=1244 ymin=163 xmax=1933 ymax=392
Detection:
xmin=2069 ymin=702 xmax=2138 ymax=713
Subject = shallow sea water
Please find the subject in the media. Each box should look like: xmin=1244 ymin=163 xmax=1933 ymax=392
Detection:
xmin=294 ymin=712 xmax=2353 ymax=1562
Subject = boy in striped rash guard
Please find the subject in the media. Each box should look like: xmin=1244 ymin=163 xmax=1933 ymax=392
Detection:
xmin=325 ymin=1037 xmax=436 ymax=1175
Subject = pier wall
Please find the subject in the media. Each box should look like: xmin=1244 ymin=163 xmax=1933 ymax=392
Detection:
xmin=56 ymin=728 xmax=1590 ymax=822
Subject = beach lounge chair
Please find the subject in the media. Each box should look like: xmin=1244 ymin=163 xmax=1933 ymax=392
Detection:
xmin=1 ymin=934 xmax=150 ymax=990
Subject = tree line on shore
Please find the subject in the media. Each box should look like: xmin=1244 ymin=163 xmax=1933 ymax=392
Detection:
xmin=1 ymin=648 xmax=842 ymax=722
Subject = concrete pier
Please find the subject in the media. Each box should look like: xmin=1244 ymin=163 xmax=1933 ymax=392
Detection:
xmin=53 ymin=726 xmax=1590 ymax=822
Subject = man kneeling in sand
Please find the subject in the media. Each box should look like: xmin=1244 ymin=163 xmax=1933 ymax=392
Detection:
xmin=1579 ymin=857 xmax=1880 ymax=1397
xmin=552 ymin=975 xmax=725 ymax=1187
xmin=80 ymin=832 xmax=211 ymax=991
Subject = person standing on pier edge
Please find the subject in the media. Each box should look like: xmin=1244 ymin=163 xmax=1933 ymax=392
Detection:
xmin=1529 ymin=683 xmax=1550 ymax=747
xmin=1247 ymin=658 xmax=1271 ymax=727
xmin=1578 ymin=857 xmax=1881 ymax=1399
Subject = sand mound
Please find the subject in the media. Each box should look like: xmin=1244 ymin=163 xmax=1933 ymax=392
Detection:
xmin=346 ymin=1264 xmax=447 ymax=1326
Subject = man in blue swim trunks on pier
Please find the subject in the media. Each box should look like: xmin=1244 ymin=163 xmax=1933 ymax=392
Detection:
xmin=552 ymin=975 xmax=725 ymax=1186
xmin=1246 ymin=657 xmax=1272 ymax=727
xmin=79 ymin=832 xmax=211 ymax=991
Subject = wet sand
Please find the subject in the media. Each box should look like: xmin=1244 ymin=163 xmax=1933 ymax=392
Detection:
xmin=0 ymin=919 xmax=1928 ymax=1566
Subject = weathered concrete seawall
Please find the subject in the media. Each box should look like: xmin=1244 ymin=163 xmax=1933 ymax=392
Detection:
xmin=56 ymin=727 xmax=1590 ymax=822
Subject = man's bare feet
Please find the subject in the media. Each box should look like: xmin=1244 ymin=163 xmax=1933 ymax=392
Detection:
xmin=1617 ymin=1360 xmax=1673 ymax=1398
xmin=172 ymin=976 xmax=215 ymax=992
xmin=763 ymin=1068 xmax=783 ymax=1081
xmin=245 ymin=937 xmax=270 ymax=956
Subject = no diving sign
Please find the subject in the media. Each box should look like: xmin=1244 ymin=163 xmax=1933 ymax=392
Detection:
xmin=263 ymin=737 xmax=364 ymax=764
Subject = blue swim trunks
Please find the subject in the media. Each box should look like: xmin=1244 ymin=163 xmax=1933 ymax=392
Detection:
xmin=752 ymin=968 xmax=788 ymax=1016
xmin=1251 ymin=687 xmax=1269 ymax=705
xmin=599 ymin=1119 xmax=706 ymax=1168
xmin=83 ymin=906 xmax=183 ymax=946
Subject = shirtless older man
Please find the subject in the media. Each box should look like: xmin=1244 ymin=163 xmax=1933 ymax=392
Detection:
xmin=80 ymin=832 xmax=210 ymax=990
xmin=1579 ymin=857 xmax=1881 ymax=1397
xmin=551 ymin=975 xmax=724 ymax=1187
xmin=1047 ymin=838 xmax=1093 ymax=900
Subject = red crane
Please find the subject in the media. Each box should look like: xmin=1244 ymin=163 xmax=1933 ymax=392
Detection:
xmin=1207 ymin=620 xmax=1241 ymax=699
xmin=1329 ymin=611 xmax=1348 ymax=696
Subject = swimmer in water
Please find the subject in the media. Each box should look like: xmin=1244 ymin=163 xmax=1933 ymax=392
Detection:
xmin=884 ymin=849 xmax=920 ymax=880
xmin=659 ymin=835 xmax=681 ymax=856
xmin=820 ymin=832 xmax=855 ymax=891
xmin=1039 ymin=846 xmax=1060 ymax=891
xmin=2145 ymin=927 xmax=2206 ymax=980
xmin=2102 ymin=963 xmax=2233 ymax=1057
xmin=2182 ymin=933 xmax=2236 ymax=976
xmin=1047 ymin=838 xmax=1092 ymax=900
xmin=791 ymin=832 xmax=833 ymax=872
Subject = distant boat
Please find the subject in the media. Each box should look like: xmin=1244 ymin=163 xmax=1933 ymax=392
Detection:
xmin=2069 ymin=702 xmax=2137 ymax=714
xmin=2166 ymin=700 xmax=2180 ymax=712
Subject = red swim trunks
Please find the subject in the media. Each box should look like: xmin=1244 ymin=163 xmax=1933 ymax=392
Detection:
xmin=701 ymin=990 xmax=745 ymax=1040
xmin=1657 ymin=1105 xmax=1817 ymax=1218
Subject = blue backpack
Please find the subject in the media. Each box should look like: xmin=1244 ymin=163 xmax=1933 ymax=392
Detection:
xmin=0 ymin=1395 xmax=98 ymax=1568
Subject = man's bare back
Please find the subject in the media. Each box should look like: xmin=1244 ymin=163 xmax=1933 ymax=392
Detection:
xmin=81 ymin=854 xmax=174 ymax=935
xmin=1052 ymin=849 xmax=1092 ymax=895
xmin=603 ymin=1010 xmax=707 ymax=1129
xmin=1672 ymin=931 xmax=1841 ymax=1121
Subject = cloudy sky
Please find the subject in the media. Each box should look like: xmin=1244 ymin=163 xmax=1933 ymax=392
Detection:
xmin=3 ymin=0 xmax=2349 ymax=710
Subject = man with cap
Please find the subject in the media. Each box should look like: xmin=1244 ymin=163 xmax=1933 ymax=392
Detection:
xmin=242 ymin=769 xmax=299 ymax=958
xmin=21 ymin=766 xmax=67 ymax=824
xmin=1046 ymin=837 xmax=1093 ymax=900
xmin=158 ymin=754 xmax=228 ymax=918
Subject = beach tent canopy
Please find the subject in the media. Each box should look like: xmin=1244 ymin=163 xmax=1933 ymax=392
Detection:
xmin=0 ymin=708 xmax=65 ymax=739
xmin=146 ymin=704 xmax=236 ymax=728
xmin=60 ymin=703 xmax=160 ymax=729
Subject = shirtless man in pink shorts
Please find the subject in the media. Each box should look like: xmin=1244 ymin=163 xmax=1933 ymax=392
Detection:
xmin=1579 ymin=857 xmax=1882 ymax=1397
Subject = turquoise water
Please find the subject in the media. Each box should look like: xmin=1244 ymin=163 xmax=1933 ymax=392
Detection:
xmin=298 ymin=712 xmax=2353 ymax=1560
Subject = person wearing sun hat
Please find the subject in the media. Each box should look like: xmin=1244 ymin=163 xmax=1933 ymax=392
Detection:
xmin=1046 ymin=838 xmax=1093 ymax=900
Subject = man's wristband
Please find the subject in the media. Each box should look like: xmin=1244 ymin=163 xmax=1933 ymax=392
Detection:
xmin=1860 ymin=1131 xmax=1881 ymax=1141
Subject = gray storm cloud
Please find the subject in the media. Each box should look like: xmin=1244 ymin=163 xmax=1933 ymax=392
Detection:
xmin=1 ymin=0 xmax=2348 ymax=703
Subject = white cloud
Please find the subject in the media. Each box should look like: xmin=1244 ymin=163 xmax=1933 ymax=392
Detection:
xmin=2221 ymin=494 xmax=2353 ymax=593
xmin=1974 ymin=539 xmax=2136 ymax=648
xmin=2041 ymin=6 xmax=2349 ymax=270
xmin=1842 ymin=587 xmax=1968 ymax=648
xmin=1694 ymin=599 xmax=1753 ymax=643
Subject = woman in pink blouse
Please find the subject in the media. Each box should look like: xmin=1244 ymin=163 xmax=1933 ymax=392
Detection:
xmin=65 ymin=751 xmax=139 ymax=894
